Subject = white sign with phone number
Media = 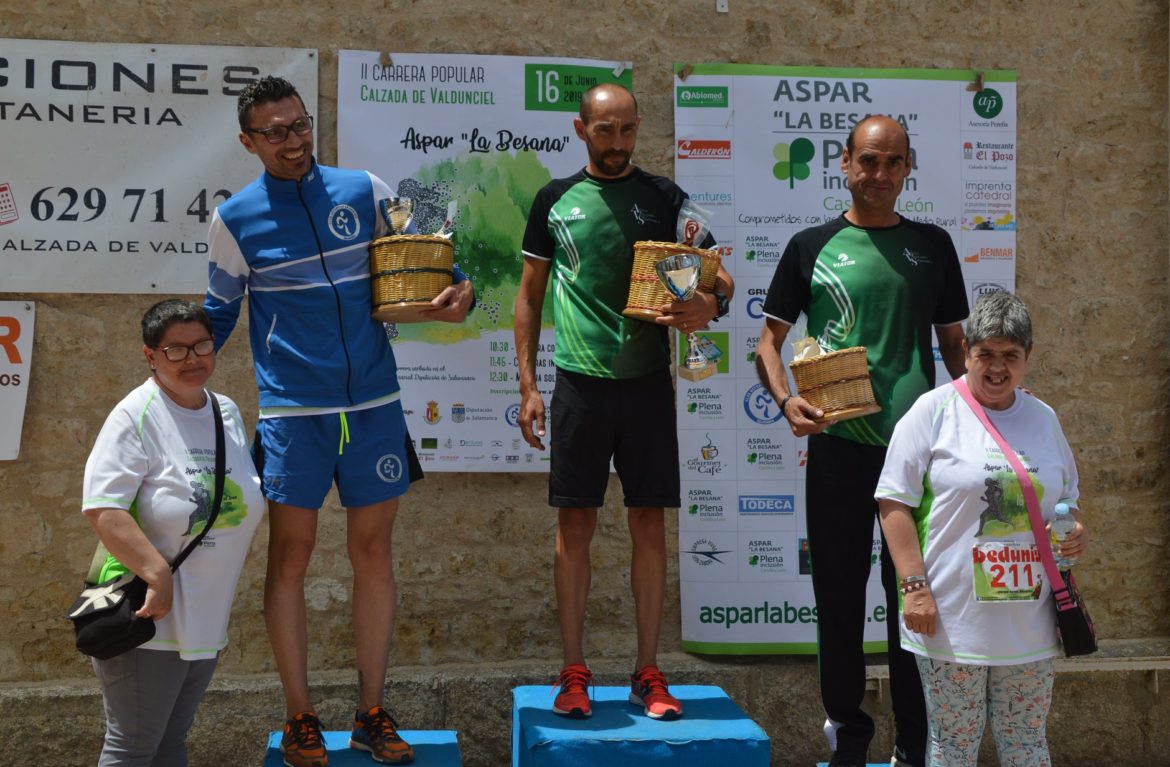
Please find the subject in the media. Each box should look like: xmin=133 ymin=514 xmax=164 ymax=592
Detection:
xmin=0 ymin=39 xmax=316 ymax=293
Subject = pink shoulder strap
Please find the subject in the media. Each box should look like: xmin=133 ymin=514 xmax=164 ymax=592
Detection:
xmin=951 ymin=378 xmax=1077 ymax=612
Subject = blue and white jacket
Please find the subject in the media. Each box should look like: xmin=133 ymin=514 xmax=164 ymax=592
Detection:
xmin=205 ymin=160 xmax=453 ymax=414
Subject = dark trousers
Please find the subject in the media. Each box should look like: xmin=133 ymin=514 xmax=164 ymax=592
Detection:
xmin=807 ymin=432 xmax=927 ymax=762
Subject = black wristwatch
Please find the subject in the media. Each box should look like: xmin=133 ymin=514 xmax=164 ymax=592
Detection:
xmin=712 ymin=291 xmax=730 ymax=320
xmin=779 ymin=395 xmax=795 ymax=421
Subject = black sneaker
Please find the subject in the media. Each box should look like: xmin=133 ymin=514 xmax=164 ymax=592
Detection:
xmin=828 ymin=751 xmax=868 ymax=767
xmin=891 ymin=745 xmax=924 ymax=767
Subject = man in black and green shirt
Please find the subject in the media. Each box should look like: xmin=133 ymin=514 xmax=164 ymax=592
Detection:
xmin=514 ymin=83 xmax=733 ymax=721
xmin=756 ymin=116 xmax=968 ymax=767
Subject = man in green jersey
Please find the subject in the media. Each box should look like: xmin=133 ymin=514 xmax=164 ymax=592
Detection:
xmin=514 ymin=83 xmax=733 ymax=721
xmin=755 ymin=116 xmax=968 ymax=767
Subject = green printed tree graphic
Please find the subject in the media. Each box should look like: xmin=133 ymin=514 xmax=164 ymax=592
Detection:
xmin=773 ymin=138 xmax=815 ymax=188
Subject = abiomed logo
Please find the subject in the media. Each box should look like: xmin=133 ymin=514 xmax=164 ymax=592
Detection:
xmin=773 ymin=138 xmax=815 ymax=188
xmin=677 ymin=85 xmax=729 ymax=108
xmin=678 ymin=140 xmax=731 ymax=160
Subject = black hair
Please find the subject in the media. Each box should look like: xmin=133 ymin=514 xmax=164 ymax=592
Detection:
xmin=237 ymin=75 xmax=305 ymax=131
xmin=141 ymin=299 xmax=213 ymax=347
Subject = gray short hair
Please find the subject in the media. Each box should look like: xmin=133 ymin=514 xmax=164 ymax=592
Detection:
xmin=965 ymin=290 xmax=1032 ymax=349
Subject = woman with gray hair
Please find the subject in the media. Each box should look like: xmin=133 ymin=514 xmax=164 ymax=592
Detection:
xmin=874 ymin=290 xmax=1087 ymax=766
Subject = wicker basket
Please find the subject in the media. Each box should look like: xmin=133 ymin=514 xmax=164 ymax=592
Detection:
xmin=369 ymin=234 xmax=454 ymax=322
xmin=788 ymin=346 xmax=881 ymax=422
xmin=622 ymin=241 xmax=720 ymax=321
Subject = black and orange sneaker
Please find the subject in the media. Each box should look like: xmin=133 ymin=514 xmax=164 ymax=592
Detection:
xmin=629 ymin=665 xmax=683 ymax=720
xmin=280 ymin=711 xmax=329 ymax=767
xmin=349 ymin=706 xmax=414 ymax=764
xmin=551 ymin=663 xmax=593 ymax=718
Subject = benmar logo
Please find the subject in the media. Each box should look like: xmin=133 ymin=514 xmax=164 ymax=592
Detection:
xmin=677 ymin=139 xmax=731 ymax=160
xmin=964 ymin=246 xmax=1014 ymax=263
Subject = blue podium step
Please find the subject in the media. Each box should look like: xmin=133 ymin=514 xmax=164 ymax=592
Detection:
xmin=263 ymin=730 xmax=460 ymax=766
xmin=512 ymin=684 xmax=769 ymax=766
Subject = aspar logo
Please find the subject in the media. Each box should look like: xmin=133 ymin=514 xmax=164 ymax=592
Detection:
xmin=687 ymin=538 xmax=732 ymax=566
xmin=743 ymin=383 xmax=783 ymax=425
xmin=376 ymin=454 xmax=403 ymax=483
xmin=738 ymin=495 xmax=795 ymax=515
xmin=504 ymin=403 xmax=521 ymax=427
xmin=677 ymin=139 xmax=731 ymax=159
xmin=327 ymin=204 xmax=360 ymax=241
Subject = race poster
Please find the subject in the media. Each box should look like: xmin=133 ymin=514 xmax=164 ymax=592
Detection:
xmin=673 ymin=64 xmax=1017 ymax=653
xmin=337 ymin=52 xmax=632 ymax=472
xmin=0 ymin=40 xmax=317 ymax=293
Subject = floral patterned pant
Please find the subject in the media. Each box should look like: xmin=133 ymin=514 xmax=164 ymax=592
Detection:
xmin=915 ymin=655 xmax=1055 ymax=767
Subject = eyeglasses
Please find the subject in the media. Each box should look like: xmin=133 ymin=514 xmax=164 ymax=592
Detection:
xmin=245 ymin=115 xmax=314 ymax=144
xmin=154 ymin=338 xmax=215 ymax=362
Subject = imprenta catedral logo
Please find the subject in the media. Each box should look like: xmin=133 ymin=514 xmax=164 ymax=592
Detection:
xmin=327 ymin=204 xmax=360 ymax=241
xmin=677 ymin=139 xmax=731 ymax=160
xmin=773 ymin=138 xmax=815 ymax=188
xmin=676 ymin=85 xmax=729 ymax=108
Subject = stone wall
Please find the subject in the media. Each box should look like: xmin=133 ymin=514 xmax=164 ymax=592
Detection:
xmin=2 ymin=0 xmax=1167 ymax=705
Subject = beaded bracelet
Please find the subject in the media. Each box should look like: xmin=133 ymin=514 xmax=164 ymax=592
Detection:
xmin=899 ymin=576 xmax=929 ymax=595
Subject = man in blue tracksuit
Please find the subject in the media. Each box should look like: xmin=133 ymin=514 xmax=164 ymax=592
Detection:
xmin=204 ymin=76 xmax=472 ymax=767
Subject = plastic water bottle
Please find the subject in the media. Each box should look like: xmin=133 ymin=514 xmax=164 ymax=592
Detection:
xmin=1050 ymin=502 xmax=1078 ymax=570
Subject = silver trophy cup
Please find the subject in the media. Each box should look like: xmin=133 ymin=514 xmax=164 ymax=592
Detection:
xmin=655 ymin=253 xmax=716 ymax=381
xmin=379 ymin=196 xmax=414 ymax=234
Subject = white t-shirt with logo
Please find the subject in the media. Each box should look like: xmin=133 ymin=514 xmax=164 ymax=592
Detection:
xmin=82 ymin=378 xmax=264 ymax=660
xmin=875 ymin=383 xmax=1079 ymax=665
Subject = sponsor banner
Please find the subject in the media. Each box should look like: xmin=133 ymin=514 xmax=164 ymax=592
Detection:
xmin=680 ymin=480 xmax=739 ymax=530
xmin=338 ymin=52 xmax=632 ymax=472
xmin=679 ymin=577 xmax=892 ymax=653
xmin=0 ymin=301 xmax=34 ymax=459
xmin=674 ymin=63 xmax=1016 ymax=654
xmin=0 ymin=39 xmax=316 ymax=293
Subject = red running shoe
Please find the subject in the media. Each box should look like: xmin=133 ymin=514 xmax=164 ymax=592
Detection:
xmin=552 ymin=663 xmax=593 ymax=718
xmin=629 ymin=665 xmax=683 ymax=720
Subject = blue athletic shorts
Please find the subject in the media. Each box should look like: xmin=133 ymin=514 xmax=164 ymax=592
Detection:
xmin=253 ymin=400 xmax=410 ymax=509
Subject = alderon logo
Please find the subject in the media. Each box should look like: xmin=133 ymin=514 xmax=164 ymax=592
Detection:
xmin=677 ymin=139 xmax=732 ymax=160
